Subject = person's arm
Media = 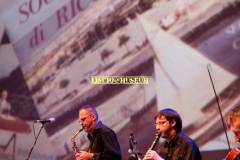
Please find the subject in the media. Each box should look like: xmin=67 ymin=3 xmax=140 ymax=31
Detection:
xmin=182 ymin=142 xmax=202 ymax=160
xmin=6 ymin=101 xmax=11 ymax=117
xmin=97 ymin=130 xmax=121 ymax=160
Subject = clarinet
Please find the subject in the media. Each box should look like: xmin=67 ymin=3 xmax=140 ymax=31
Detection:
xmin=149 ymin=133 xmax=161 ymax=150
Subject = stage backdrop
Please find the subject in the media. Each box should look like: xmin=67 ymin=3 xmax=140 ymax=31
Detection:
xmin=1 ymin=0 xmax=240 ymax=159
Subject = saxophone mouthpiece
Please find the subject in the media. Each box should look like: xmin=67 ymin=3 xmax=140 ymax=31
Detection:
xmin=72 ymin=127 xmax=84 ymax=139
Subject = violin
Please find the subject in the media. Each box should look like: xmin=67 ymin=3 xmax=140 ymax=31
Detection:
xmin=225 ymin=148 xmax=240 ymax=160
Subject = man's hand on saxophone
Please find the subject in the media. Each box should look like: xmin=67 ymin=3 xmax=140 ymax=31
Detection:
xmin=75 ymin=151 xmax=93 ymax=160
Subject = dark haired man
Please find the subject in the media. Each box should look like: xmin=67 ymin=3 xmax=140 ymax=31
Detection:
xmin=143 ymin=108 xmax=202 ymax=160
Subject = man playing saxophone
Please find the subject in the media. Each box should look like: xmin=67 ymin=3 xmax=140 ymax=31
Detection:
xmin=75 ymin=105 xmax=122 ymax=160
xmin=143 ymin=108 xmax=202 ymax=160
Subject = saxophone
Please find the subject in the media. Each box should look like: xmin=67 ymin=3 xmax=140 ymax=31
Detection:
xmin=71 ymin=127 xmax=83 ymax=155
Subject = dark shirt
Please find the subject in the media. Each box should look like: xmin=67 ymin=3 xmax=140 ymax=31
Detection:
xmin=159 ymin=131 xmax=202 ymax=160
xmin=87 ymin=121 xmax=122 ymax=160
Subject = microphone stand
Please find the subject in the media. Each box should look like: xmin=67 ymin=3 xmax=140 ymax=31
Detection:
xmin=128 ymin=133 xmax=142 ymax=160
xmin=25 ymin=123 xmax=45 ymax=160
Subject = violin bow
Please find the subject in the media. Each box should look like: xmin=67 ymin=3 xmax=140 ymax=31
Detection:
xmin=207 ymin=63 xmax=231 ymax=151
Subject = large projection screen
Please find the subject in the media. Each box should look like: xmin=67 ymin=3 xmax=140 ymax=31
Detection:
xmin=1 ymin=0 xmax=240 ymax=160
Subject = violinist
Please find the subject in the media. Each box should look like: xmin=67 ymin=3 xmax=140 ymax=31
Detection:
xmin=225 ymin=104 xmax=240 ymax=160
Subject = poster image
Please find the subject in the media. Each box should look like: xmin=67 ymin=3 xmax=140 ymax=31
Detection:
xmin=1 ymin=0 xmax=240 ymax=159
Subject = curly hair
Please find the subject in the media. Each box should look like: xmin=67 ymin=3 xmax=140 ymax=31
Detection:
xmin=226 ymin=104 xmax=240 ymax=125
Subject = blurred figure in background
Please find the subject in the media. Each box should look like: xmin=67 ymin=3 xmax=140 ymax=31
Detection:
xmin=0 ymin=90 xmax=11 ymax=118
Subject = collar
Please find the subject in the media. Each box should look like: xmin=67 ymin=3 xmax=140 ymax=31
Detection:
xmin=164 ymin=131 xmax=182 ymax=148
xmin=95 ymin=120 xmax=101 ymax=129
xmin=87 ymin=121 xmax=102 ymax=140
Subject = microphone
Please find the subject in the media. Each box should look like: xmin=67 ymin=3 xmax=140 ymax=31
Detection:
xmin=34 ymin=118 xmax=55 ymax=124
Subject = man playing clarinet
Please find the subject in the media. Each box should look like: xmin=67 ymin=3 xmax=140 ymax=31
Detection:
xmin=143 ymin=108 xmax=202 ymax=160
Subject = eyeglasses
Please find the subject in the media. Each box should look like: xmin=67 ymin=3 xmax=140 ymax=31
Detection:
xmin=155 ymin=121 xmax=168 ymax=126
xmin=79 ymin=115 xmax=92 ymax=123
